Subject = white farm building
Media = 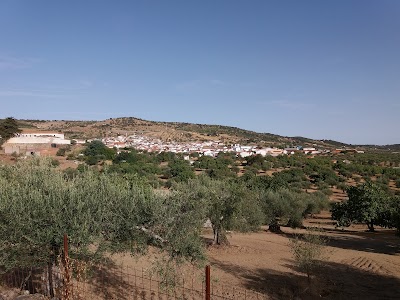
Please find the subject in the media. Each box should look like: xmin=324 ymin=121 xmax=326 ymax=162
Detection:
xmin=3 ymin=132 xmax=71 ymax=155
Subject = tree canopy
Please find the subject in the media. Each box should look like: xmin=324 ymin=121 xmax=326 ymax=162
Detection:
xmin=331 ymin=182 xmax=393 ymax=231
xmin=83 ymin=140 xmax=116 ymax=164
xmin=172 ymin=176 xmax=264 ymax=245
xmin=0 ymin=117 xmax=21 ymax=145
xmin=0 ymin=159 xmax=206 ymax=275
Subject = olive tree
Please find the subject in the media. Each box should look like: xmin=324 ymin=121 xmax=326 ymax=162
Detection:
xmin=262 ymin=189 xmax=329 ymax=231
xmin=290 ymin=229 xmax=327 ymax=284
xmin=0 ymin=158 xmax=205 ymax=296
xmin=172 ymin=176 xmax=264 ymax=245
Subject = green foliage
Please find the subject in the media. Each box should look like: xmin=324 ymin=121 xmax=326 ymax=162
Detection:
xmin=192 ymin=155 xmax=214 ymax=169
xmin=83 ymin=140 xmax=115 ymax=164
xmin=331 ymin=201 xmax=351 ymax=228
xmin=290 ymin=230 xmax=327 ymax=282
xmin=262 ymin=189 xmax=329 ymax=229
xmin=56 ymin=146 xmax=70 ymax=157
xmin=193 ymin=155 xmax=236 ymax=179
xmin=156 ymin=151 xmax=177 ymax=163
xmin=56 ymin=148 xmax=66 ymax=156
xmin=0 ymin=159 xmax=205 ymax=274
xmin=172 ymin=177 xmax=264 ymax=245
xmin=245 ymin=154 xmax=271 ymax=171
xmin=109 ymin=150 xmax=161 ymax=185
xmin=333 ymin=154 xmax=400 ymax=181
xmin=85 ymin=155 xmax=98 ymax=165
xmin=376 ymin=174 xmax=390 ymax=186
xmin=331 ymin=182 xmax=393 ymax=231
xmin=339 ymin=152 xmax=400 ymax=168
xmin=336 ymin=182 xmax=347 ymax=192
xmin=166 ymin=159 xmax=195 ymax=183
xmin=50 ymin=158 xmax=60 ymax=167
xmin=390 ymin=196 xmax=400 ymax=235
xmin=0 ymin=117 xmax=21 ymax=145
xmin=243 ymin=166 xmax=259 ymax=176
xmin=216 ymin=152 xmax=236 ymax=165
xmin=270 ymin=168 xmax=311 ymax=190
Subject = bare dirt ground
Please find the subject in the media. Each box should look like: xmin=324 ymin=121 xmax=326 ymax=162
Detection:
xmin=0 ymin=154 xmax=15 ymax=165
xmin=110 ymin=211 xmax=400 ymax=300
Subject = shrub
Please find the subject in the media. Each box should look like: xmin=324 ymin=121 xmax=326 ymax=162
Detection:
xmin=290 ymin=229 xmax=327 ymax=283
xmin=56 ymin=147 xmax=67 ymax=156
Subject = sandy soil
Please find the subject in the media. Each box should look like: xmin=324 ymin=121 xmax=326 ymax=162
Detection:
xmin=205 ymin=224 xmax=400 ymax=299
xmin=109 ymin=211 xmax=400 ymax=300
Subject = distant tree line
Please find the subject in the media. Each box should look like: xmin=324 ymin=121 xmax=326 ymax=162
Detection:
xmin=77 ymin=141 xmax=400 ymax=196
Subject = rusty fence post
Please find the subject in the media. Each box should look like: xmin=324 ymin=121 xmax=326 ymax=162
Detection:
xmin=63 ymin=234 xmax=71 ymax=300
xmin=205 ymin=265 xmax=210 ymax=300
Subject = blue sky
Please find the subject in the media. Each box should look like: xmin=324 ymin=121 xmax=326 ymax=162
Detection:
xmin=0 ymin=0 xmax=399 ymax=145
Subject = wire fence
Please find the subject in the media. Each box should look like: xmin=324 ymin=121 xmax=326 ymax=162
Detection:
xmin=0 ymin=236 xmax=267 ymax=300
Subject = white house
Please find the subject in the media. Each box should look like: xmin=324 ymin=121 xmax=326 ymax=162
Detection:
xmin=255 ymin=148 xmax=273 ymax=157
xmin=239 ymin=151 xmax=252 ymax=158
xmin=203 ymin=150 xmax=216 ymax=157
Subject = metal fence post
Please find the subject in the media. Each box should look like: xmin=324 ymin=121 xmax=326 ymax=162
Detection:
xmin=205 ymin=265 xmax=210 ymax=300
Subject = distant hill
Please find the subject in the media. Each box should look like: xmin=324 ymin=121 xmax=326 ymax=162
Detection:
xmin=14 ymin=117 xmax=396 ymax=151
xmin=356 ymin=144 xmax=400 ymax=152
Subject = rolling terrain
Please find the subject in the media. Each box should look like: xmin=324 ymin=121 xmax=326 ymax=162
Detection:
xmin=15 ymin=117 xmax=380 ymax=151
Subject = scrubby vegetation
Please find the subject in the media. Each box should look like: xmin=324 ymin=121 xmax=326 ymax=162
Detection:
xmin=79 ymin=142 xmax=400 ymax=232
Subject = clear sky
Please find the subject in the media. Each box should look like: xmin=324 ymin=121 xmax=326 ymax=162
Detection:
xmin=0 ymin=0 xmax=399 ymax=145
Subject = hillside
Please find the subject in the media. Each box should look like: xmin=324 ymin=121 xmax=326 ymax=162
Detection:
xmin=14 ymin=117 xmax=393 ymax=151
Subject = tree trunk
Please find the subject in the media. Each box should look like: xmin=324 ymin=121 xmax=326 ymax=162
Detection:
xmin=212 ymin=225 xmax=229 ymax=245
xmin=213 ymin=227 xmax=220 ymax=245
xmin=268 ymin=219 xmax=281 ymax=233
xmin=47 ymin=262 xmax=54 ymax=298
xmin=367 ymin=221 xmax=375 ymax=232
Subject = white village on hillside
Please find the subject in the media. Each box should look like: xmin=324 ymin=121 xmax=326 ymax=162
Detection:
xmin=2 ymin=130 xmax=364 ymax=158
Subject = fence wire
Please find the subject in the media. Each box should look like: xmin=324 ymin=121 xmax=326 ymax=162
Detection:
xmin=0 ymin=236 xmax=267 ymax=300
xmin=0 ymin=262 xmax=267 ymax=300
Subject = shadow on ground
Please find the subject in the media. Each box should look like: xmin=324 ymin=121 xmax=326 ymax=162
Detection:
xmin=280 ymin=229 xmax=400 ymax=255
xmin=211 ymin=258 xmax=400 ymax=300
xmin=81 ymin=257 xmax=150 ymax=300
